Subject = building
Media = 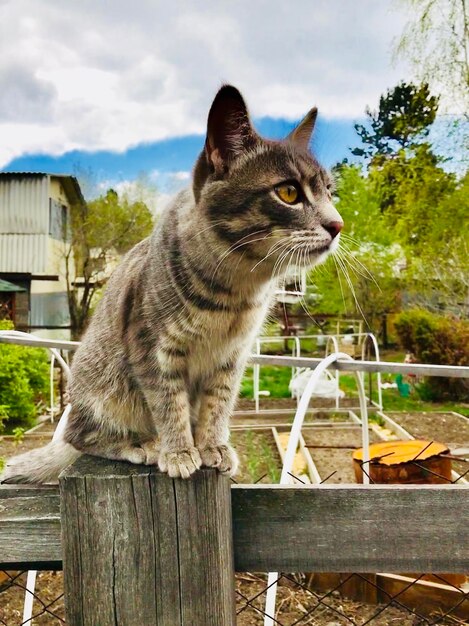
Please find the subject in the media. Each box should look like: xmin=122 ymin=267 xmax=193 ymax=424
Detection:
xmin=0 ymin=172 xmax=85 ymax=338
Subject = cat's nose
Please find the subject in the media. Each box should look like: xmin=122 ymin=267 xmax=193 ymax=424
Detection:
xmin=324 ymin=221 xmax=343 ymax=239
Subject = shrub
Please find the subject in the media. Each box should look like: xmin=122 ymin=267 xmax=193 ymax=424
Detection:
xmin=0 ymin=321 xmax=50 ymax=430
xmin=394 ymin=309 xmax=469 ymax=401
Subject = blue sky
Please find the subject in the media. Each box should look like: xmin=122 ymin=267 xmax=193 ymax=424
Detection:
xmin=0 ymin=0 xmax=419 ymax=202
xmin=3 ymin=116 xmax=361 ymax=195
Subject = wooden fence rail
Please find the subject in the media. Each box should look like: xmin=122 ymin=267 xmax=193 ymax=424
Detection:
xmin=1 ymin=457 xmax=469 ymax=624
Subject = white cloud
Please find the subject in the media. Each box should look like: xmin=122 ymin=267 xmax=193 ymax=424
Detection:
xmin=0 ymin=0 xmax=412 ymax=167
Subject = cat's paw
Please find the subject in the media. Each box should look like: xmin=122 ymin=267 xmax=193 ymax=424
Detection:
xmin=158 ymin=447 xmax=202 ymax=479
xmin=121 ymin=446 xmax=147 ymax=465
xmin=140 ymin=439 xmax=160 ymax=465
xmin=199 ymin=444 xmax=239 ymax=476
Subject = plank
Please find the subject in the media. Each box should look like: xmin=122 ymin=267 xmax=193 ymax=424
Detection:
xmin=231 ymin=484 xmax=469 ymax=572
xmin=0 ymin=486 xmax=61 ymax=568
xmin=376 ymin=573 xmax=469 ymax=621
xmin=173 ymin=469 xmax=236 ymax=625
xmin=2 ymin=481 xmax=469 ymax=573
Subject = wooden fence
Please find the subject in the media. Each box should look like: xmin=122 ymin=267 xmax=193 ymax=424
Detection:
xmin=1 ymin=455 xmax=469 ymax=625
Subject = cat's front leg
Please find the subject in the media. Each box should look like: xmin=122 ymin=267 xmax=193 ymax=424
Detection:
xmin=194 ymin=363 xmax=242 ymax=476
xmin=139 ymin=354 xmax=201 ymax=478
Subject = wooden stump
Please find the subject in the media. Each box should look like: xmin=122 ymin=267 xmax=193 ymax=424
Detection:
xmin=59 ymin=456 xmax=236 ymax=626
xmin=353 ymin=440 xmax=452 ymax=484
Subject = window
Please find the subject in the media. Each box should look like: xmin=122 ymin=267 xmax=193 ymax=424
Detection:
xmin=49 ymin=199 xmax=69 ymax=240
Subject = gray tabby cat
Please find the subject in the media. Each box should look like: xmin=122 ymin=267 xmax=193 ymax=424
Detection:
xmin=2 ymin=85 xmax=342 ymax=483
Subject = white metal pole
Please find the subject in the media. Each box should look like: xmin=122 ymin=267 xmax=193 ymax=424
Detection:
xmin=263 ymin=352 xmax=369 ymax=626
xmin=22 ymin=570 xmax=37 ymax=625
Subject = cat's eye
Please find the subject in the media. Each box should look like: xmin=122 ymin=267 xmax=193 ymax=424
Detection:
xmin=275 ymin=183 xmax=301 ymax=205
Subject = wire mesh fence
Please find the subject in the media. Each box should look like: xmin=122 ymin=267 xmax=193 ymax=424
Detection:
xmin=235 ymin=572 xmax=469 ymax=625
xmin=1 ymin=333 xmax=468 ymax=624
xmin=1 ymin=569 xmax=468 ymax=625
xmin=1 ymin=435 xmax=469 ymax=624
xmin=0 ymin=571 xmax=64 ymax=625
xmin=2 ymin=464 xmax=469 ymax=625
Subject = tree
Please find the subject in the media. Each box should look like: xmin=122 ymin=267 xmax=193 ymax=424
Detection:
xmin=395 ymin=0 xmax=469 ymax=119
xmin=352 ymin=82 xmax=439 ymax=160
xmin=369 ymin=143 xmax=456 ymax=246
xmin=405 ymin=171 xmax=469 ymax=315
xmin=307 ymin=165 xmax=404 ymax=334
xmin=64 ymin=188 xmax=154 ymax=339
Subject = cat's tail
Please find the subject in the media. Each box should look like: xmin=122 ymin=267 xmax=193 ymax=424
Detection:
xmin=0 ymin=440 xmax=81 ymax=484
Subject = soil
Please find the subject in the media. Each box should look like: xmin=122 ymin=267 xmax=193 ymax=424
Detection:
xmin=27 ymin=420 xmax=57 ymax=435
xmin=0 ymin=571 xmax=65 ymax=625
xmin=235 ymin=573 xmax=454 ymax=625
xmin=0 ymin=571 xmax=455 ymax=625
xmin=388 ymin=411 xmax=469 ymax=480
xmin=236 ymin=397 xmax=362 ymax=412
xmin=302 ymin=426 xmax=381 ymax=484
xmin=0 ymin=435 xmax=52 ymax=465
xmin=231 ymin=430 xmax=283 ymax=484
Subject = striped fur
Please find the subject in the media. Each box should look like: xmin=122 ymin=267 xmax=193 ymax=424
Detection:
xmin=2 ymin=85 xmax=343 ymax=483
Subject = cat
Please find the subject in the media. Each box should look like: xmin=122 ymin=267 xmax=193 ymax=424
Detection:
xmin=1 ymin=85 xmax=343 ymax=483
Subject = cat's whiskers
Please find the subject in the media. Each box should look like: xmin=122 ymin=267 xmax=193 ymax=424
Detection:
xmin=211 ymin=230 xmax=272 ymax=282
xmin=334 ymin=252 xmax=369 ymax=325
xmin=292 ymin=245 xmax=318 ymax=326
xmin=339 ymin=232 xmax=363 ymax=247
xmin=249 ymin=236 xmax=295 ymax=273
xmin=337 ymin=243 xmax=380 ymax=288
xmin=212 ymin=230 xmax=291 ymax=285
xmin=272 ymin=243 xmax=295 ymax=278
xmin=332 ymin=254 xmax=348 ymax=313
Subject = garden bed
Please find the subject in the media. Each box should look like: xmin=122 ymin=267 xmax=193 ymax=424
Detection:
xmin=1 ymin=406 xmax=468 ymax=625
xmin=301 ymin=425 xmax=381 ymax=484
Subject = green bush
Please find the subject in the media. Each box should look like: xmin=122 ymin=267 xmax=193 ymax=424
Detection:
xmin=394 ymin=309 xmax=469 ymax=401
xmin=0 ymin=321 xmax=50 ymax=430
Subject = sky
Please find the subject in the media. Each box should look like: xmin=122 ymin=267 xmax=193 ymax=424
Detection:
xmin=0 ymin=0 xmax=414 ymax=203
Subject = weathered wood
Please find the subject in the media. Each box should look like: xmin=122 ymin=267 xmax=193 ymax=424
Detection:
xmin=375 ymin=573 xmax=469 ymax=621
xmin=59 ymin=456 xmax=236 ymax=626
xmin=231 ymin=484 xmax=469 ymax=572
xmin=0 ymin=485 xmax=61 ymax=568
xmin=2 ymin=482 xmax=469 ymax=573
xmin=308 ymin=572 xmax=469 ymax=620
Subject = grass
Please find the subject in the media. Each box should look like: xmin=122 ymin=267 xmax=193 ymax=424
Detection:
xmin=246 ymin=430 xmax=281 ymax=483
xmin=338 ymin=372 xmax=469 ymax=416
xmin=231 ymin=430 xmax=281 ymax=483
xmin=240 ymin=366 xmax=292 ymax=398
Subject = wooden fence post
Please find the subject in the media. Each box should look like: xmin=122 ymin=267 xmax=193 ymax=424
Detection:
xmin=59 ymin=455 xmax=236 ymax=626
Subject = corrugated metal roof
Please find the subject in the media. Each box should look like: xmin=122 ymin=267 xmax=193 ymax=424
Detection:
xmin=0 ymin=172 xmax=85 ymax=206
xmin=0 ymin=278 xmax=26 ymax=292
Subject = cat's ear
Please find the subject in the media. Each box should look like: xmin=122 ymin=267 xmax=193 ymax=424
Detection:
xmin=287 ymin=107 xmax=318 ymax=150
xmin=205 ymin=85 xmax=257 ymax=174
